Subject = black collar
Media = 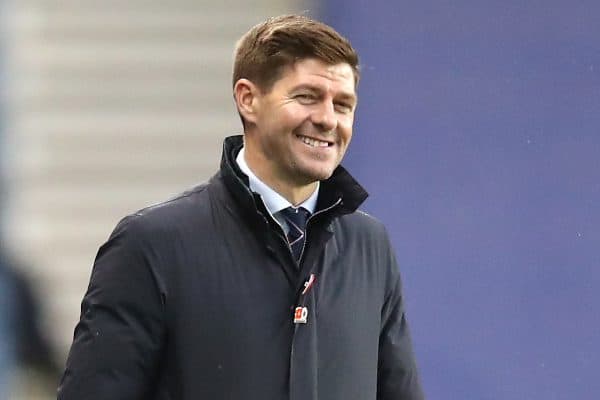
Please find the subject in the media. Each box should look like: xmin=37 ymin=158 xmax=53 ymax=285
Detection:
xmin=218 ymin=135 xmax=368 ymax=218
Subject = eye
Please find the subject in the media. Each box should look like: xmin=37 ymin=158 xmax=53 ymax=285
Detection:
xmin=335 ymin=103 xmax=353 ymax=113
xmin=295 ymin=93 xmax=317 ymax=103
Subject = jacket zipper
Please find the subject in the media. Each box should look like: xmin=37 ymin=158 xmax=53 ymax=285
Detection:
xmin=297 ymin=197 xmax=342 ymax=263
xmin=248 ymin=186 xmax=342 ymax=266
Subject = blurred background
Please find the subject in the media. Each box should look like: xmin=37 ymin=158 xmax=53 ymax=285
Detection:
xmin=1 ymin=0 xmax=599 ymax=399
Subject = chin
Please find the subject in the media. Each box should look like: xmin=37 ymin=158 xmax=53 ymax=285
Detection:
xmin=291 ymin=156 xmax=339 ymax=184
xmin=298 ymin=166 xmax=336 ymax=184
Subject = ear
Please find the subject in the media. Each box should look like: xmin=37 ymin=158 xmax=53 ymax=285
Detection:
xmin=234 ymin=79 xmax=261 ymax=125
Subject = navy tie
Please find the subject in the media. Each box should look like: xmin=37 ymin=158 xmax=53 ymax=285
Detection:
xmin=280 ymin=207 xmax=310 ymax=262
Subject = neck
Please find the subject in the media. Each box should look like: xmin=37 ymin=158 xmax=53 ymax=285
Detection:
xmin=267 ymin=180 xmax=318 ymax=207
xmin=243 ymin=143 xmax=317 ymax=207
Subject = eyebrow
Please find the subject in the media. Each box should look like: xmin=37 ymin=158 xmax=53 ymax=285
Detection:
xmin=291 ymin=84 xmax=357 ymax=104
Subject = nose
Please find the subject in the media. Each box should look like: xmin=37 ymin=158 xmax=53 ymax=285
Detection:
xmin=311 ymin=101 xmax=337 ymax=133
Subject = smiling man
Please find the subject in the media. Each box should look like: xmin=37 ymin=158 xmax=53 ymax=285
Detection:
xmin=236 ymin=57 xmax=356 ymax=204
xmin=58 ymin=15 xmax=424 ymax=400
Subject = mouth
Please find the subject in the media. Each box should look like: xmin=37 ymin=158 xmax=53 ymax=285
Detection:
xmin=295 ymin=134 xmax=334 ymax=148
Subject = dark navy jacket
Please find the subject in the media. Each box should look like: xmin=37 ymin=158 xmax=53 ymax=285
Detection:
xmin=58 ymin=135 xmax=423 ymax=400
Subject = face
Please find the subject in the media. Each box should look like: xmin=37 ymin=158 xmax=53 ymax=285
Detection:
xmin=242 ymin=58 xmax=357 ymax=188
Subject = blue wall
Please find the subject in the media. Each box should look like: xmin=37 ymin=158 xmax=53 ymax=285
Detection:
xmin=322 ymin=2 xmax=600 ymax=398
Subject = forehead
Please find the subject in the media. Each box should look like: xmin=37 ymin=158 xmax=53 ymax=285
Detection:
xmin=275 ymin=58 xmax=357 ymax=96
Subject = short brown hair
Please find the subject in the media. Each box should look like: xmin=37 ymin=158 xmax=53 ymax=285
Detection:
xmin=233 ymin=15 xmax=360 ymax=92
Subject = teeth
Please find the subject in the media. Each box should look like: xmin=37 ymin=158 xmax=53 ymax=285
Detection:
xmin=300 ymin=135 xmax=329 ymax=147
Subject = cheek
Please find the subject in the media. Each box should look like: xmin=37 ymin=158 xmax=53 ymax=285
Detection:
xmin=339 ymin=123 xmax=353 ymax=143
xmin=338 ymin=113 xmax=354 ymax=132
xmin=283 ymin=105 xmax=311 ymax=124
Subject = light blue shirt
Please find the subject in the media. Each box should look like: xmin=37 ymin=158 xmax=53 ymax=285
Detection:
xmin=236 ymin=147 xmax=318 ymax=234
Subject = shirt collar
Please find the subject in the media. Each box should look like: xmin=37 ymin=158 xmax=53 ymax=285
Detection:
xmin=236 ymin=147 xmax=319 ymax=215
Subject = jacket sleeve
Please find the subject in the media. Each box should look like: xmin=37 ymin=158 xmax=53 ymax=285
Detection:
xmin=377 ymin=237 xmax=424 ymax=400
xmin=57 ymin=215 xmax=166 ymax=400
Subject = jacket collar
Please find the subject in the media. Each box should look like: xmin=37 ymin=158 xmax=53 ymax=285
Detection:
xmin=218 ymin=135 xmax=368 ymax=218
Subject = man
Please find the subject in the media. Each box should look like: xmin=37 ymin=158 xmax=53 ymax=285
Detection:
xmin=58 ymin=15 xmax=424 ymax=400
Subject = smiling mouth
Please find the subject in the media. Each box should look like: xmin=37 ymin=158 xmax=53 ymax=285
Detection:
xmin=296 ymin=134 xmax=333 ymax=148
